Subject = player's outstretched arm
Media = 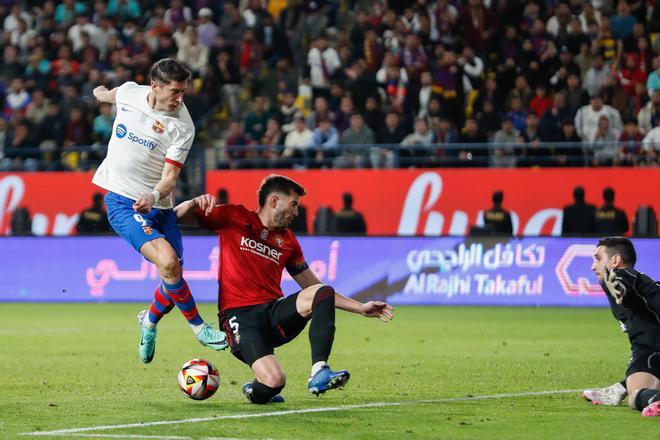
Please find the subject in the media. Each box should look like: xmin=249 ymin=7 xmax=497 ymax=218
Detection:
xmin=293 ymin=269 xmax=394 ymax=322
xmin=175 ymin=194 xmax=217 ymax=226
xmin=93 ymin=86 xmax=118 ymax=104
xmin=133 ymin=162 xmax=180 ymax=213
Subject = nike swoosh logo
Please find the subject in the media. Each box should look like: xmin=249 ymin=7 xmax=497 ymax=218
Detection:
xmin=121 ymin=106 xmax=132 ymax=112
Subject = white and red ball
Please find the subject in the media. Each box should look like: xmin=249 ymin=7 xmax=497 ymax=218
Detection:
xmin=177 ymin=359 xmax=220 ymax=400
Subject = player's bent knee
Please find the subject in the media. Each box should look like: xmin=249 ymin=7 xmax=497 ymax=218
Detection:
xmin=159 ymin=257 xmax=181 ymax=279
xmin=312 ymin=285 xmax=335 ymax=309
xmin=260 ymin=371 xmax=286 ymax=388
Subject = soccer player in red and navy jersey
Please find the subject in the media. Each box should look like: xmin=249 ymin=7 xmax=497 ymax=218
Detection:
xmin=176 ymin=174 xmax=393 ymax=403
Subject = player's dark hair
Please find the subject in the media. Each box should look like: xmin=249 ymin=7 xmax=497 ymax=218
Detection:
xmin=150 ymin=58 xmax=191 ymax=84
xmin=258 ymin=175 xmax=307 ymax=207
xmin=598 ymin=237 xmax=636 ymax=267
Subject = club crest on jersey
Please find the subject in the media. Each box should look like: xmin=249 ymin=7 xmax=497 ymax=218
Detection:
xmin=152 ymin=120 xmax=165 ymax=133
xmin=142 ymin=225 xmax=153 ymax=235
xmin=260 ymin=229 xmax=269 ymax=240
xmin=275 ymin=236 xmax=283 ymax=246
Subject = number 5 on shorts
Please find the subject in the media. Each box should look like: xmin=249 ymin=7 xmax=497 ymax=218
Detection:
xmin=228 ymin=316 xmax=239 ymax=335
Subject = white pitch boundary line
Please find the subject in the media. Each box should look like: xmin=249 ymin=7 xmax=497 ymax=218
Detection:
xmin=21 ymin=389 xmax=581 ymax=437
xmin=36 ymin=435 xmax=246 ymax=440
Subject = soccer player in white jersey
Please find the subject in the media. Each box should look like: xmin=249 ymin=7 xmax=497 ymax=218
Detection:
xmin=92 ymin=58 xmax=227 ymax=363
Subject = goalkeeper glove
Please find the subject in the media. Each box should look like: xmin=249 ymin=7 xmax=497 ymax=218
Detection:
xmin=605 ymin=269 xmax=627 ymax=305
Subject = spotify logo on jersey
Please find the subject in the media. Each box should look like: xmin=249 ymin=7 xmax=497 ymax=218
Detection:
xmin=116 ymin=124 xmax=127 ymax=138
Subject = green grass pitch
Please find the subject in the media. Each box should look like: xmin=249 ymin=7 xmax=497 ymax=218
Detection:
xmin=1 ymin=303 xmax=657 ymax=439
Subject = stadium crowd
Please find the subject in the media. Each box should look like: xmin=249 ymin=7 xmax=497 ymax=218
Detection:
xmin=0 ymin=0 xmax=659 ymax=171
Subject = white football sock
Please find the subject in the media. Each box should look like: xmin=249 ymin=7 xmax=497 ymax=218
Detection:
xmin=311 ymin=361 xmax=328 ymax=378
xmin=191 ymin=322 xmax=206 ymax=336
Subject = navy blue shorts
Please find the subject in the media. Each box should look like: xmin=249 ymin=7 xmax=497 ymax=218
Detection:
xmin=105 ymin=191 xmax=183 ymax=262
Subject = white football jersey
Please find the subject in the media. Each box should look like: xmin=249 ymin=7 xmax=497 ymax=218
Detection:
xmin=92 ymin=82 xmax=195 ymax=209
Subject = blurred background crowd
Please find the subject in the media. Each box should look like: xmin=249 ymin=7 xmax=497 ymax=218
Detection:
xmin=0 ymin=0 xmax=659 ymax=171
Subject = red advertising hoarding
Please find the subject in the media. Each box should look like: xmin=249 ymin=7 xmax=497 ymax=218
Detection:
xmin=0 ymin=172 xmax=98 ymax=235
xmin=206 ymin=168 xmax=660 ymax=236
xmin=1 ymin=169 xmax=658 ymax=236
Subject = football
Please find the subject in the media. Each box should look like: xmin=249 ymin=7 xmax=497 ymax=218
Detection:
xmin=177 ymin=359 xmax=220 ymax=400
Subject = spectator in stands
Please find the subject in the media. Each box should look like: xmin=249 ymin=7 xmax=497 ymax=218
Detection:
xmin=333 ymin=192 xmax=367 ymax=235
xmin=25 ymin=90 xmax=48 ymax=128
xmin=334 ymin=95 xmax=354 ymax=134
xmin=431 ymin=50 xmax=464 ymax=128
xmin=642 ymin=125 xmax=660 ymax=161
xmin=457 ymin=117 xmax=488 ymax=166
xmin=618 ymin=118 xmax=644 ymax=166
xmin=562 ymin=73 xmax=591 ymax=117
xmin=260 ymin=117 xmax=283 ymax=149
xmin=307 ymin=34 xmax=341 ymax=100
xmin=637 ymin=89 xmax=660 ymax=135
xmin=519 ymin=113 xmax=555 ymax=167
xmin=555 ymin=120 xmax=585 ymax=166
xmin=400 ymin=117 xmax=434 ymax=165
xmin=562 ymin=186 xmax=597 ymax=236
xmin=376 ymin=54 xmax=410 ymax=110
xmin=6 ymin=122 xmax=39 ymax=171
xmin=611 ymin=1 xmax=636 ymax=40
xmin=530 ymin=84 xmax=553 ymax=118
xmin=475 ymin=99 xmax=502 ymax=141
xmin=311 ymin=118 xmax=339 ymax=167
xmin=55 ymin=0 xmax=86 ymax=27
xmin=76 ymin=192 xmax=111 ymax=235
xmin=5 ymin=78 xmax=31 ymax=118
xmin=243 ymin=96 xmax=270 ymax=142
xmin=595 ymin=187 xmax=629 ymax=235
xmin=491 ymin=117 xmax=519 ymax=168
xmin=505 ymin=96 xmax=528 ymax=133
xmin=224 ymin=121 xmax=252 ymax=167
xmin=459 ymin=0 xmax=496 ymax=55
xmin=540 ymin=92 xmax=572 ymax=141
xmin=401 ymin=34 xmax=427 ymax=85
xmin=282 ymin=114 xmax=313 ymax=163
xmin=306 ymin=95 xmax=336 ymax=129
xmin=591 ymin=115 xmax=622 ymax=166
xmin=363 ymin=95 xmax=384 ymax=132
xmin=483 ymin=191 xmax=513 ymax=236
xmin=648 ymin=55 xmax=660 ymax=93
xmin=339 ymin=113 xmax=374 ymax=169
xmin=583 ymin=53 xmax=612 ymax=98
xmin=575 ymin=93 xmax=624 ymax=142
xmin=196 ymin=8 xmax=218 ymax=49
xmin=92 ymin=102 xmax=114 ymax=144
xmin=218 ymin=2 xmax=245 ymax=46
xmin=176 ymin=28 xmax=209 ymax=75
xmin=164 ymin=0 xmax=192 ymax=28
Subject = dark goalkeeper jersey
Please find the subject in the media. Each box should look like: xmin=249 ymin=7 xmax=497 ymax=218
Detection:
xmin=602 ymin=268 xmax=660 ymax=352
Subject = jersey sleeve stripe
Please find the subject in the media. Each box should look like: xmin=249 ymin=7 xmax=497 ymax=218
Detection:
xmin=165 ymin=158 xmax=183 ymax=168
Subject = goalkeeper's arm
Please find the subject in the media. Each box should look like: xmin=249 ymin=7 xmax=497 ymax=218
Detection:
xmin=606 ymin=269 xmax=660 ymax=315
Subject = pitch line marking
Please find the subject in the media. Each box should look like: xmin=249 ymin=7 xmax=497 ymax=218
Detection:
xmin=21 ymin=389 xmax=581 ymax=437
xmin=27 ymin=435 xmax=248 ymax=440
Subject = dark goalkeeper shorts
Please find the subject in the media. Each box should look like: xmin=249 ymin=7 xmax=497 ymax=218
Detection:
xmin=626 ymin=351 xmax=660 ymax=379
xmin=219 ymin=293 xmax=309 ymax=366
